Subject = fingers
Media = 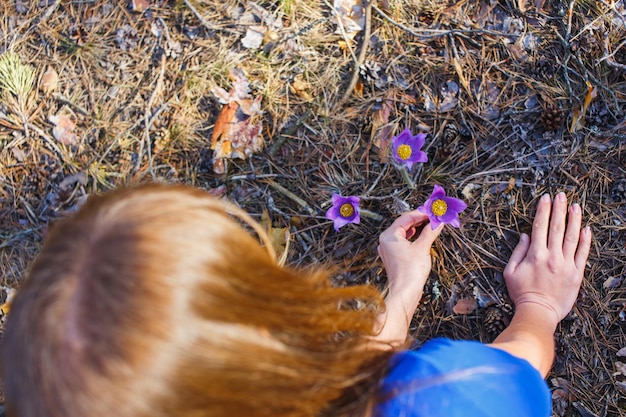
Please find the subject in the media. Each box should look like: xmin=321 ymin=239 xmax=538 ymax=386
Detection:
xmin=574 ymin=226 xmax=592 ymax=271
xmin=413 ymin=221 xmax=444 ymax=248
xmin=531 ymin=194 xmax=552 ymax=249
xmin=548 ymin=192 xmax=568 ymax=251
xmin=563 ymin=203 xmax=582 ymax=258
xmin=380 ymin=210 xmax=430 ymax=241
xmin=505 ymin=233 xmax=530 ymax=274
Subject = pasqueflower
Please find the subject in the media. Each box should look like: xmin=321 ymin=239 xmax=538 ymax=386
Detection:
xmin=325 ymin=194 xmax=360 ymax=231
xmin=418 ymin=185 xmax=467 ymax=229
xmin=391 ymin=128 xmax=428 ymax=170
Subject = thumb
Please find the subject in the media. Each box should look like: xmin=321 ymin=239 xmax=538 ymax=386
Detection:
xmin=505 ymin=233 xmax=530 ymax=274
xmin=413 ymin=221 xmax=444 ymax=248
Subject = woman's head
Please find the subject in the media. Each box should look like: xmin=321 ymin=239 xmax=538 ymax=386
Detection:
xmin=2 ymin=184 xmax=390 ymax=417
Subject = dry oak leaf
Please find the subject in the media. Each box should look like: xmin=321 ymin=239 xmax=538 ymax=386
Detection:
xmin=210 ymin=68 xmax=263 ymax=174
xmin=49 ymin=113 xmax=79 ymax=146
xmin=40 ymin=66 xmax=59 ymax=96
xmin=452 ymin=298 xmax=477 ymax=315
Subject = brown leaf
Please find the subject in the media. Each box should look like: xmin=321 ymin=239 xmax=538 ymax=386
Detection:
xmin=210 ymin=68 xmax=264 ymax=174
xmin=49 ymin=113 xmax=79 ymax=146
xmin=211 ymin=102 xmax=238 ymax=148
xmin=131 ymin=0 xmax=150 ymax=13
xmin=452 ymin=298 xmax=477 ymax=315
xmin=40 ymin=66 xmax=58 ymax=96
xmin=370 ymin=92 xmax=395 ymax=158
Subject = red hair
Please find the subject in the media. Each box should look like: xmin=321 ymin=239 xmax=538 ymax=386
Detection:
xmin=2 ymin=184 xmax=392 ymax=417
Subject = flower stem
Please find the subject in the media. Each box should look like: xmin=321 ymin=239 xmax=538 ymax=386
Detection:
xmin=359 ymin=209 xmax=383 ymax=221
xmin=400 ymin=167 xmax=415 ymax=189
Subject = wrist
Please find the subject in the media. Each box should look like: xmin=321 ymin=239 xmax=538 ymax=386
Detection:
xmin=512 ymin=301 xmax=560 ymax=333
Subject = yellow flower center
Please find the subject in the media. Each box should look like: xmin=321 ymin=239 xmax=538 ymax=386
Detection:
xmin=339 ymin=203 xmax=355 ymax=218
xmin=397 ymin=144 xmax=412 ymax=160
xmin=431 ymin=199 xmax=448 ymax=217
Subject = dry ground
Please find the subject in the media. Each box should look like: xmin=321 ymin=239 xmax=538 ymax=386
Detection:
xmin=0 ymin=0 xmax=625 ymax=415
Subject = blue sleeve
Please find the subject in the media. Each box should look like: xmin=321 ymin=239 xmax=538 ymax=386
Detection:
xmin=375 ymin=338 xmax=551 ymax=417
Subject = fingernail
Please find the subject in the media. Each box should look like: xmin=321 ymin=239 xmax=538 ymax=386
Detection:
xmin=557 ymin=192 xmax=566 ymax=201
xmin=571 ymin=203 xmax=580 ymax=213
xmin=541 ymin=193 xmax=550 ymax=202
xmin=520 ymin=233 xmax=528 ymax=242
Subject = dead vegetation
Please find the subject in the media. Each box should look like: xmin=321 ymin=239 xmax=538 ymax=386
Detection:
xmin=0 ymin=0 xmax=625 ymax=415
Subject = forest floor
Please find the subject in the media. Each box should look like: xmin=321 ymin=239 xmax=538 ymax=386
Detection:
xmin=0 ymin=0 xmax=625 ymax=415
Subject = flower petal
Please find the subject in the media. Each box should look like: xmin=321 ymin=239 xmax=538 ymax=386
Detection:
xmin=407 ymin=150 xmax=428 ymax=163
xmin=332 ymin=216 xmax=352 ymax=231
xmin=331 ymin=193 xmax=343 ymax=205
xmin=445 ymin=196 xmax=468 ymax=213
xmin=325 ymin=206 xmax=338 ymax=221
xmin=429 ymin=216 xmax=442 ymax=230
xmin=395 ymin=128 xmax=413 ymax=144
xmin=411 ymin=132 xmax=426 ymax=149
xmin=447 ymin=215 xmax=461 ymax=228
xmin=431 ymin=185 xmax=446 ymax=199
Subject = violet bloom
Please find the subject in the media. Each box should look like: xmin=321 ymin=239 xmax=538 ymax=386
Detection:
xmin=418 ymin=185 xmax=467 ymax=229
xmin=391 ymin=128 xmax=428 ymax=170
xmin=325 ymin=194 xmax=360 ymax=231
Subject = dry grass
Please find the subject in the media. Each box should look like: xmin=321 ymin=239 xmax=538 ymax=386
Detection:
xmin=1 ymin=0 xmax=625 ymax=415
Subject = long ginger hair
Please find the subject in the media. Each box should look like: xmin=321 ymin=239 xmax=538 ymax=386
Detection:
xmin=1 ymin=184 xmax=393 ymax=417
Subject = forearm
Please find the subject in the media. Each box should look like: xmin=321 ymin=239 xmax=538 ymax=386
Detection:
xmin=488 ymin=303 xmax=558 ymax=377
xmin=372 ymin=287 xmax=423 ymax=346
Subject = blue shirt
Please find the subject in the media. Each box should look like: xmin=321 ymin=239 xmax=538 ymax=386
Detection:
xmin=376 ymin=338 xmax=551 ymax=417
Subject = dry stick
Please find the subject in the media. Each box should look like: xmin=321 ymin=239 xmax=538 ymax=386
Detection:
xmin=321 ymin=0 xmax=358 ymax=64
xmin=335 ymin=0 xmax=373 ymax=108
xmin=265 ymin=179 xmax=315 ymax=215
xmin=371 ymin=4 xmax=506 ymax=39
xmin=182 ymin=0 xmax=240 ymax=35
xmin=269 ymin=110 xmax=312 ymax=156
xmin=137 ymin=53 xmax=167 ymax=178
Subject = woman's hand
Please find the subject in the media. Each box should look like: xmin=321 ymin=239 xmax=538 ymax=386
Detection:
xmin=490 ymin=192 xmax=592 ymax=376
xmin=374 ymin=210 xmax=443 ymax=345
xmin=504 ymin=192 xmax=592 ymax=326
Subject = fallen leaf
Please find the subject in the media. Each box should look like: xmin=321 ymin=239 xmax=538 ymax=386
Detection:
xmin=210 ymin=68 xmax=264 ymax=174
xmin=241 ymin=26 xmax=265 ymax=49
xmin=570 ymin=82 xmax=597 ymax=132
xmin=333 ymin=0 xmax=365 ymax=39
xmin=370 ymin=92 xmax=394 ymax=154
xmin=131 ymin=0 xmax=150 ymax=12
xmin=49 ymin=113 xmax=79 ymax=146
xmin=603 ymin=275 xmax=622 ymax=289
xmin=40 ymin=66 xmax=58 ymax=96
xmin=462 ymin=183 xmax=480 ymax=200
xmin=261 ymin=209 xmax=290 ymax=265
xmin=289 ymin=76 xmax=313 ymax=101
xmin=452 ymin=298 xmax=477 ymax=315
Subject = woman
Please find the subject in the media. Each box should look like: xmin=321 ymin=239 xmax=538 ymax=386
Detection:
xmin=1 ymin=185 xmax=591 ymax=417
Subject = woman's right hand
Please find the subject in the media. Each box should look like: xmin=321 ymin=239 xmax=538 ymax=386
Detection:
xmin=503 ymin=192 xmax=592 ymax=326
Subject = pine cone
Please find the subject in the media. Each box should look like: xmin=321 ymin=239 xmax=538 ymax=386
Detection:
xmin=418 ymin=8 xmax=436 ymax=25
xmin=483 ymin=304 xmax=513 ymax=337
xmin=533 ymin=59 xmax=555 ymax=79
xmin=541 ymin=103 xmax=565 ymax=131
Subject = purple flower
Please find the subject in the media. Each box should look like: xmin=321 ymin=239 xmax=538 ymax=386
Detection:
xmin=325 ymin=194 xmax=360 ymax=231
xmin=418 ymin=185 xmax=467 ymax=229
xmin=391 ymin=128 xmax=428 ymax=170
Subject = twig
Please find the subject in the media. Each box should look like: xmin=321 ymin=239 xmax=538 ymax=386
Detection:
xmin=600 ymin=36 xmax=626 ymax=70
xmin=182 ymin=0 xmax=239 ymax=35
xmin=372 ymin=4 xmax=509 ymax=39
xmin=269 ymin=110 xmax=312 ymax=156
xmin=322 ymin=0 xmax=358 ymax=64
xmin=136 ymin=53 xmax=167 ymax=178
xmin=53 ymin=93 xmax=90 ymax=116
xmin=335 ymin=0 xmax=372 ymax=107
xmin=265 ymin=179 xmax=315 ymax=215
